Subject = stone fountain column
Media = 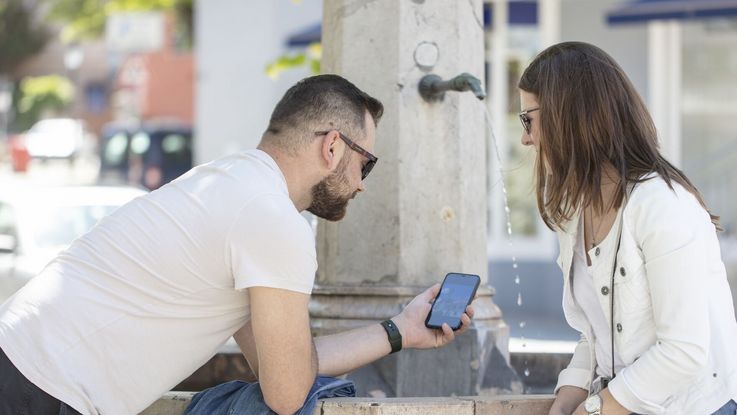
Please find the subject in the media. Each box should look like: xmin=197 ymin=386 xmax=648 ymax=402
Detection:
xmin=311 ymin=0 xmax=514 ymax=396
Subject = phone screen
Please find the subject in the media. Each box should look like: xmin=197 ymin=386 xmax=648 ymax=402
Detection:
xmin=425 ymin=273 xmax=480 ymax=330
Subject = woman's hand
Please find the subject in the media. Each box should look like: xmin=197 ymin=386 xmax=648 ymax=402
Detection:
xmin=549 ymin=385 xmax=588 ymax=415
xmin=391 ymin=284 xmax=475 ymax=350
xmin=570 ymin=388 xmax=631 ymax=415
xmin=571 ymin=404 xmax=587 ymax=415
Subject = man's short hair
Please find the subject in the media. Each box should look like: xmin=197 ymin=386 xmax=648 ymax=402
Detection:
xmin=262 ymin=74 xmax=384 ymax=154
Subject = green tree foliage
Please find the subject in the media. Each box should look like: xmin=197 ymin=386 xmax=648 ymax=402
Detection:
xmin=45 ymin=0 xmax=193 ymax=46
xmin=0 ymin=0 xmax=50 ymax=75
xmin=14 ymin=75 xmax=74 ymax=130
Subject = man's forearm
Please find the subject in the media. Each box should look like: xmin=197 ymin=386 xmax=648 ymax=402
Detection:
xmin=314 ymin=284 xmax=474 ymax=377
xmin=314 ymin=323 xmax=391 ymax=377
xmin=310 ymin=338 xmax=320 ymax=376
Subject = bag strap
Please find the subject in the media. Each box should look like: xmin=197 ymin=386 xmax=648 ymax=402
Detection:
xmin=609 ymin=182 xmax=637 ymax=382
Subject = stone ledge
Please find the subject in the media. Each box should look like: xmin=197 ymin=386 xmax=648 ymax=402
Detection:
xmin=140 ymin=393 xmax=554 ymax=415
xmin=140 ymin=392 xmax=196 ymax=415
xmin=174 ymin=350 xmax=571 ymax=394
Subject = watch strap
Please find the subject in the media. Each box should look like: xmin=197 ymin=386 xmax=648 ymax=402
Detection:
xmin=380 ymin=319 xmax=402 ymax=354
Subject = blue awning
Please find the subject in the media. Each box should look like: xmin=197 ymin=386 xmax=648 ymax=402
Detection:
xmin=286 ymin=23 xmax=321 ymax=47
xmin=484 ymin=1 xmax=538 ymax=27
xmin=286 ymin=1 xmax=538 ymax=47
xmin=607 ymin=0 xmax=737 ymax=25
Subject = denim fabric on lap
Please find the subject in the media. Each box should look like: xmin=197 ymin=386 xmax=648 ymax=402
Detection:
xmin=183 ymin=376 xmax=355 ymax=415
xmin=712 ymin=399 xmax=737 ymax=415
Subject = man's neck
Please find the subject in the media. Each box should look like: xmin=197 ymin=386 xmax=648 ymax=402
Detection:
xmin=258 ymin=145 xmax=314 ymax=211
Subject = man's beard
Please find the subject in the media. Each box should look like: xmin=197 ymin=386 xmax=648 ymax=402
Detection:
xmin=307 ymin=161 xmax=355 ymax=221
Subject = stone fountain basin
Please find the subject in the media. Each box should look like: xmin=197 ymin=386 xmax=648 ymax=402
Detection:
xmin=141 ymin=393 xmax=555 ymax=415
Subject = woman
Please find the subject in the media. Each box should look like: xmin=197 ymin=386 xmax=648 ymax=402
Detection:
xmin=517 ymin=41 xmax=737 ymax=415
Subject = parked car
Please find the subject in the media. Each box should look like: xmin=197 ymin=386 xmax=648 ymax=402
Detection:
xmin=0 ymin=185 xmax=147 ymax=304
xmin=99 ymin=120 xmax=193 ymax=190
xmin=23 ymin=118 xmax=94 ymax=163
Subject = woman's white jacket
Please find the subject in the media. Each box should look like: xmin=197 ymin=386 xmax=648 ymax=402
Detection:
xmin=555 ymin=175 xmax=737 ymax=415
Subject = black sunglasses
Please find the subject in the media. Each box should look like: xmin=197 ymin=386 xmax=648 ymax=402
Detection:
xmin=518 ymin=107 xmax=540 ymax=135
xmin=315 ymin=130 xmax=378 ymax=180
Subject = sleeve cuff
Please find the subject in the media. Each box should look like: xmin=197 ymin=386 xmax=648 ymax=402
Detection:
xmin=235 ymin=277 xmax=313 ymax=294
xmin=608 ymin=371 xmax=666 ymax=415
xmin=555 ymin=367 xmax=591 ymax=395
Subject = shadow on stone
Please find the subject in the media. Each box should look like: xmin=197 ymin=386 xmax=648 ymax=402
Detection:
xmin=480 ymin=344 xmax=523 ymax=395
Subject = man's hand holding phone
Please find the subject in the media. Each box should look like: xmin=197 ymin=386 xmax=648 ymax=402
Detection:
xmin=391 ymin=275 xmax=477 ymax=350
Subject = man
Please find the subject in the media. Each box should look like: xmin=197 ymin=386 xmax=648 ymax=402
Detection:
xmin=0 ymin=75 xmax=474 ymax=415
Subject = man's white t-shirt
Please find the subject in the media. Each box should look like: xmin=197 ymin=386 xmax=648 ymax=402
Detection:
xmin=0 ymin=149 xmax=317 ymax=415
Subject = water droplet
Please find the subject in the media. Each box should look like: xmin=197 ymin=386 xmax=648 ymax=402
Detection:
xmin=522 ymin=342 xmax=527 ymax=348
xmin=504 ymin=206 xmax=510 ymax=213
xmin=517 ymin=293 xmax=523 ymax=306
xmin=524 ymin=368 xmax=530 ymax=377
xmin=512 ymin=256 xmax=516 ymax=262
xmin=519 ymin=321 xmax=526 ymax=328
xmin=514 ymin=275 xmax=520 ymax=284
xmin=512 ymin=263 xmax=518 ymax=269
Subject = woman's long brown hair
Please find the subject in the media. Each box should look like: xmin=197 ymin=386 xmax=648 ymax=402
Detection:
xmin=518 ymin=41 xmax=719 ymax=231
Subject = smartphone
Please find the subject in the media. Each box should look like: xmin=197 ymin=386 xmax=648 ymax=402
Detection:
xmin=425 ymin=272 xmax=481 ymax=331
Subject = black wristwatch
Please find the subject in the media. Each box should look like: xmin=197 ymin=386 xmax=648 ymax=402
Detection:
xmin=380 ymin=319 xmax=403 ymax=354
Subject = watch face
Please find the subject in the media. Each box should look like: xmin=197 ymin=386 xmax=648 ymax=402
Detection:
xmin=584 ymin=394 xmax=602 ymax=412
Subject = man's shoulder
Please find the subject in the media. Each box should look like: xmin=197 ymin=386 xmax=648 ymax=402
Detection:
xmin=175 ymin=150 xmax=290 ymax=207
xmin=235 ymin=193 xmax=312 ymax=242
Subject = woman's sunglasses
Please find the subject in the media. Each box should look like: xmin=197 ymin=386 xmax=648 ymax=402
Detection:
xmin=518 ymin=107 xmax=540 ymax=135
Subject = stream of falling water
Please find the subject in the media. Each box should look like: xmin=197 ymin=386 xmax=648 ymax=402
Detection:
xmin=483 ymin=107 xmax=530 ymax=382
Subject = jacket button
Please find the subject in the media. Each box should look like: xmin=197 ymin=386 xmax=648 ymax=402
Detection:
xmin=616 ymin=323 xmax=623 ymax=332
xmin=601 ymin=286 xmax=610 ymax=295
xmin=620 ymin=267 xmax=626 ymax=276
xmin=595 ymin=247 xmax=601 ymax=256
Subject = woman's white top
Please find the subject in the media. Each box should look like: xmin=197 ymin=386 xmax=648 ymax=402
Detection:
xmin=571 ymin=213 xmax=625 ymax=380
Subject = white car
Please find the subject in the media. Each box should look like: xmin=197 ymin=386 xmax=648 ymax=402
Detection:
xmin=0 ymin=185 xmax=147 ymax=303
xmin=24 ymin=118 xmax=93 ymax=161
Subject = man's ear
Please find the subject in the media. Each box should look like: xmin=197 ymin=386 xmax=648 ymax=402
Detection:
xmin=319 ymin=131 xmax=344 ymax=171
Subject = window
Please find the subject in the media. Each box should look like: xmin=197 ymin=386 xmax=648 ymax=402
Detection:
xmin=130 ymin=132 xmax=151 ymax=155
xmin=682 ymin=20 xmax=737 ymax=241
xmin=104 ymin=132 xmax=129 ymax=166
xmin=486 ymin=34 xmax=556 ymax=261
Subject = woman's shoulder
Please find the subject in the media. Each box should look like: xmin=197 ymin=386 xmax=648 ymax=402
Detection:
xmin=625 ymin=172 xmax=711 ymax=230
xmin=629 ymin=173 xmax=696 ymax=205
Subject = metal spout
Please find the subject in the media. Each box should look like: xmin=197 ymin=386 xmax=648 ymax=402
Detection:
xmin=418 ymin=73 xmax=486 ymax=102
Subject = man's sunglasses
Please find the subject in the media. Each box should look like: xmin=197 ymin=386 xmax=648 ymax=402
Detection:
xmin=518 ymin=107 xmax=540 ymax=135
xmin=315 ymin=130 xmax=378 ymax=180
